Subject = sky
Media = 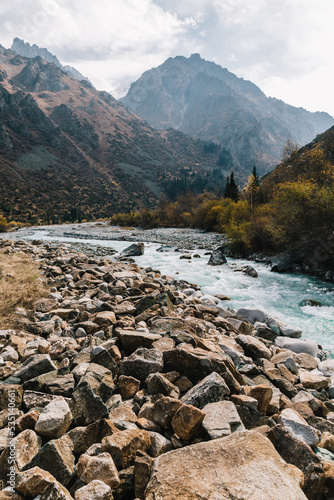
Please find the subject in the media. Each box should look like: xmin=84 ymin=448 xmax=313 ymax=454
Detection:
xmin=1 ymin=0 xmax=334 ymax=115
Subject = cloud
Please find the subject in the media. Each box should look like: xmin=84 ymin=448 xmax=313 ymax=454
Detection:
xmin=1 ymin=0 xmax=334 ymax=113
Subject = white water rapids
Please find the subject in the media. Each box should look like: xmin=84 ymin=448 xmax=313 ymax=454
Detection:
xmin=17 ymin=226 xmax=334 ymax=353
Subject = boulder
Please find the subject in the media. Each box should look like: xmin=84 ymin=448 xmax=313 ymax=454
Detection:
xmin=243 ymin=265 xmax=258 ymax=277
xmin=151 ymin=396 xmax=183 ymax=429
xmin=120 ymin=243 xmax=144 ymax=257
xmin=208 ymin=247 xmax=227 ymax=266
xmin=235 ymin=334 xmax=272 ymax=361
xmin=236 ymin=308 xmax=268 ymax=324
xmin=146 ymin=372 xmax=180 ymax=398
xmin=202 ymin=401 xmax=245 ymax=439
xmin=69 ymin=384 xmax=109 ymax=426
xmin=35 ymin=397 xmax=72 ymax=439
xmin=76 ymin=452 xmax=120 ymax=489
xmin=275 ymin=337 xmax=319 ymax=357
xmin=119 ymin=348 xmax=164 ymax=381
xmin=299 ymin=371 xmax=330 ymax=390
xmin=118 ymin=375 xmax=141 ymax=399
xmin=15 ymin=467 xmax=58 ymax=497
xmin=171 ymin=404 xmax=205 ymax=440
xmin=241 ymin=385 xmax=273 ymax=415
xmin=117 ymin=330 xmax=162 ymax=354
xmin=0 ymin=384 xmax=23 ymax=408
xmin=102 ymin=428 xmax=150 ymax=468
xmin=181 ymin=372 xmax=230 ymax=409
xmin=13 ymin=354 xmax=57 ymax=382
xmin=272 ymin=425 xmax=326 ymax=500
xmin=144 ymin=430 xmax=307 ymax=499
xmin=74 ymin=480 xmax=113 ymax=500
xmin=23 ymin=435 xmax=75 ymax=486
xmin=278 ymin=409 xmax=320 ymax=447
xmin=40 ymin=481 xmax=73 ymax=500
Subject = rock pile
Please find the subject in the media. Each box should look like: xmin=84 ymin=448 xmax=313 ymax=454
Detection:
xmin=0 ymin=239 xmax=333 ymax=500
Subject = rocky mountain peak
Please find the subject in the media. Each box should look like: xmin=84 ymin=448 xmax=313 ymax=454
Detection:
xmin=11 ymin=38 xmax=93 ymax=87
xmin=121 ymin=54 xmax=334 ymax=175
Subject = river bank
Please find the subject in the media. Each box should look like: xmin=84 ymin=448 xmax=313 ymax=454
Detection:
xmin=2 ymin=222 xmax=334 ymax=353
xmin=0 ymin=237 xmax=334 ymax=499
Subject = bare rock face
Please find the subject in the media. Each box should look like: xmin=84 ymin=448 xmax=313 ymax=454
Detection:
xmin=144 ymin=430 xmax=307 ymax=499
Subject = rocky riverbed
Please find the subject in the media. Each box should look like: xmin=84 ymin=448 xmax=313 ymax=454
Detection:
xmin=0 ymin=238 xmax=334 ymax=499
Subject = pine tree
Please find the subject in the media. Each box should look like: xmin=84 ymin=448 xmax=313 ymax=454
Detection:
xmin=224 ymin=171 xmax=239 ymax=200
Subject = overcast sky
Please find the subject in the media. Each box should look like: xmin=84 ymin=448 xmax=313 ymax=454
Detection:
xmin=1 ymin=0 xmax=334 ymax=115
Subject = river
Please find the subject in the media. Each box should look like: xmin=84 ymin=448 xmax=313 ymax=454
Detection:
xmin=4 ymin=223 xmax=334 ymax=353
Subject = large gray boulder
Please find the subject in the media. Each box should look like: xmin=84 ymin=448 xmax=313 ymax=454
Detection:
xmin=236 ymin=307 xmax=268 ymax=324
xmin=275 ymin=337 xmax=319 ymax=357
xmin=144 ymin=430 xmax=307 ymax=499
xmin=181 ymin=372 xmax=230 ymax=409
xmin=208 ymin=247 xmax=227 ymax=266
xmin=120 ymin=243 xmax=144 ymax=257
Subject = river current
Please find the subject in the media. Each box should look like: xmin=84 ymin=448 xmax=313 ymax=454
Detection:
xmin=8 ymin=224 xmax=334 ymax=353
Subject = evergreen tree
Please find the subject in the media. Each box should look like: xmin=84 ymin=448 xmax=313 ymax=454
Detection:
xmin=224 ymin=171 xmax=239 ymax=200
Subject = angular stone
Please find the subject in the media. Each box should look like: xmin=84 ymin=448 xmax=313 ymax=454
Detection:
xmin=202 ymin=401 xmax=245 ymax=439
xmin=24 ymin=435 xmax=75 ymax=486
xmin=272 ymin=425 xmax=325 ymax=500
xmin=119 ymin=348 xmax=164 ymax=381
xmin=241 ymin=384 xmax=273 ymax=415
xmin=134 ymin=451 xmax=153 ymax=499
xmin=22 ymin=390 xmax=55 ymax=410
xmin=40 ymin=481 xmax=73 ymax=500
xmin=102 ymin=428 xmax=150 ymax=468
xmin=171 ymin=404 xmax=205 ymax=440
xmin=35 ymin=397 xmax=72 ymax=439
xmin=235 ymin=334 xmax=272 ymax=361
xmin=278 ymin=408 xmax=320 ymax=447
xmin=76 ymin=452 xmax=120 ymax=489
xmin=77 ymin=363 xmax=116 ymax=402
xmin=74 ymin=480 xmax=113 ymax=500
xmin=0 ymin=384 xmax=23 ymax=409
xmin=117 ymin=330 xmax=162 ymax=354
xmin=67 ymin=419 xmax=117 ymax=455
xmin=118 ymin=375 xmax=140 ymax=399
xmin=108 ymin=404 xmax=137 ymax=426
xmin=230 ymin=394 xmax=258 ymax=411
xmin=151 ymin=396 xmax=183 ymax=428
xmin=208 ymin=247 xmax=227 ymax=266
xmin=181 ymin=372 xmax=230 ymax=409
xmin=44 ymin=374 xmax=75 ymax=398
xmin=13 ymin=354 xmax=57 ymax=382
xmin=148 ymin=431 xmax=173 ymax=457
xmin=272 ymin=351 xmax=298 ymax=374
xmin=70 ymin=384 xmax=109 ymax=426
xmin=299 ymin=371 xmax=330 ymax=390
xmin=15 ymin=467 xmax=57 ymax=496
xmin=94 ymin=311 xmax=116 ymax=326
xmin=318 ymin=432 xmax=334 ymax=453
xmin=145 ymin=430 xmax=307 ymax=500
xmin=146 ymin=372 xmax=180 ymax=399
xmin=120 ymin=243 xmax=144 ymax=257
xmin=296 ymin=353 xmax=318 ymax=370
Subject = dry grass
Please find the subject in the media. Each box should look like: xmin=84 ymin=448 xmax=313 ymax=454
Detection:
xmin=0 ymin=250 xmax=48 ymax=328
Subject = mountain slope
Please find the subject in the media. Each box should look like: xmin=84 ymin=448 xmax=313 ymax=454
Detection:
xmin=0 ymin=46 xmax=219 ymax=222
xmin=121 ymin=54 xmax=334 ymax=176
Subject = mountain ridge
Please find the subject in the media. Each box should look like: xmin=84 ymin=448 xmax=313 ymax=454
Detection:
xmin=0 ymin=45 xmax=220 ymax=223
xmin=121 ymin=54 xmax=334 ymax=175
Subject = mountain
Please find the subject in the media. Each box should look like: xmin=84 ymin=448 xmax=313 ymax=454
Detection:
xmin=0 ymin=46 xmax=219 ymax=223
xmin=11 ymin=38 xmax=92 ymax=86
xmin=121 ymin=54 xmax=334 ymax=176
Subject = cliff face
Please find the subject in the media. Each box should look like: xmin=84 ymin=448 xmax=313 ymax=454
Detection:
xmin=0 ymin=47 xmax=218 ymax=222
xmin=121 ymin=54 xmax=334 ymax=176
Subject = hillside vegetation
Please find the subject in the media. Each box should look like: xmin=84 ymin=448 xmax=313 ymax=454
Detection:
xmin=112 ymin=128 xmax=334 ymax=258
